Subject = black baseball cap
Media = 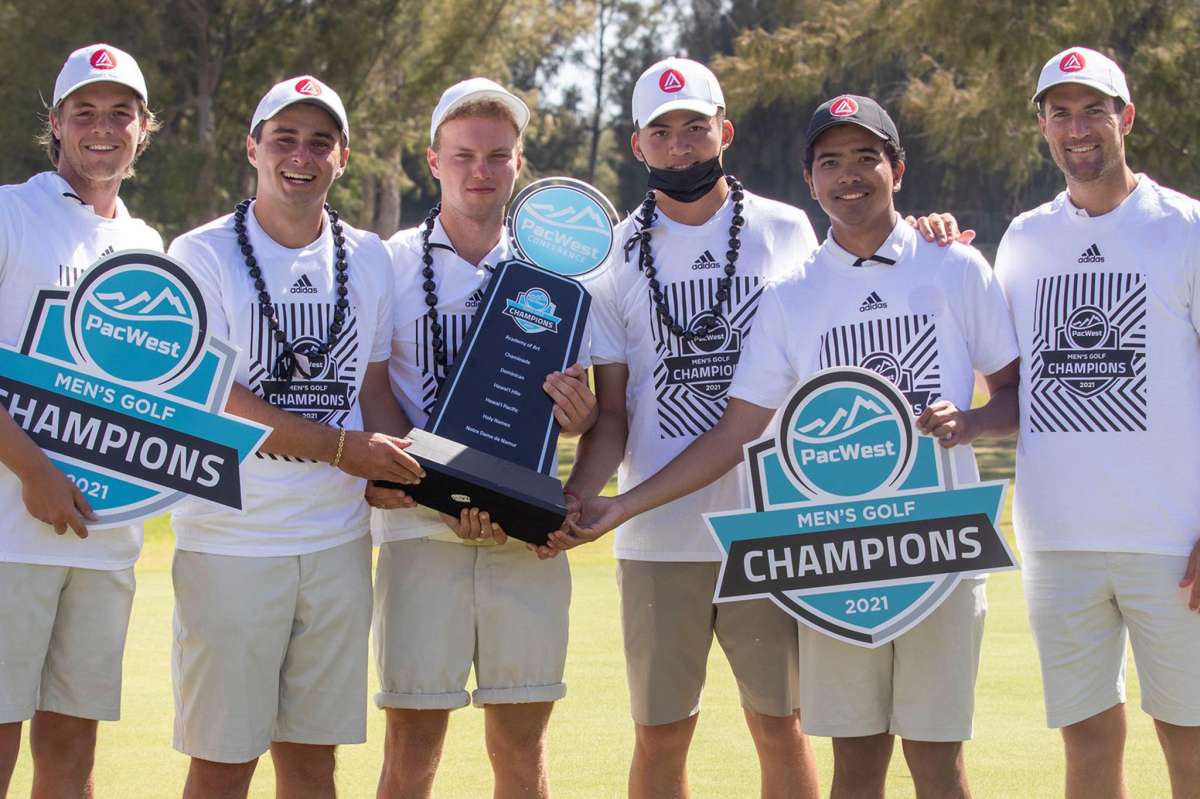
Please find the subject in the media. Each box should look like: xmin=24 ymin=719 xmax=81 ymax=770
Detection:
xmin=805 ymin=94 xmax=901 ymax=162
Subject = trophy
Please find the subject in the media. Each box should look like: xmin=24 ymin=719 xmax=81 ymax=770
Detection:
xmin=381 ymin=178 xmax=617 ymax=545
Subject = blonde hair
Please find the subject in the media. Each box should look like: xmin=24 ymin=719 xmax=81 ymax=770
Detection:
xmin=432 ymin=99 xmax=523 ymax=151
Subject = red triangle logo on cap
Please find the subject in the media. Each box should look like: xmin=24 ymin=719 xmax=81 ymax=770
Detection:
xmin=1059 ymin=52 xmax=1086 ymax=73
xmin=830 ymin=96 xmax=858 ymax=117
xmin=295 ymin=78 xmax=322 ymax=96
xmin=90 ymin=49 xmax=117 ymax=70
xmin=659 ymin=69 xmax=685 ymax=93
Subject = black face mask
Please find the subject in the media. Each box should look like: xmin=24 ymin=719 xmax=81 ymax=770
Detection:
xmin=645 ymin=156 xmax=724 ymax=203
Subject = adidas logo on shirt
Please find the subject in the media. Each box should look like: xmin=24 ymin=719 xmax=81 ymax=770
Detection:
xmin=465 ymin=289 xmax=484 ymax=309
xmin=859 ymin=291 xmax=887 ymax=312
xmin=100 ymin=245 xmax=114 ymax=257
xmin=1078 ymin=244 xmax=1105 ymax=263
xmin=690 ymin=250 xmax=720 ymax=270
xmin=289 ymin=274 xmax=318 ymax=294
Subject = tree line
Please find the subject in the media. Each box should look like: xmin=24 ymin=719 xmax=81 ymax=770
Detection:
xmin=3 ymin=0 xmax=1194 ymax=244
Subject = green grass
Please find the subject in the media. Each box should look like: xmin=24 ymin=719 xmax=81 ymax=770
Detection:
xmin=7 ymin=434 xmax=1172 ymax=797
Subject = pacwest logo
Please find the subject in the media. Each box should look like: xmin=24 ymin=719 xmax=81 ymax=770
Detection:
xmin=504 ymin=287 xmax=561 ymax=335
xmin=1039 ymin=304 xmax=1134 ymax=397
xmin=509 ymin=181 xmax=614 ymax=278
xmin=664 ymin=311 xmax=741 ymax=401
xmin=0 ymin=251 xmax=268 ymax=525
xmin=704 ymin=367 xmax=1015 ymax=647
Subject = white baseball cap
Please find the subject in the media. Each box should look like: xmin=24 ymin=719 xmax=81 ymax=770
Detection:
xmin=632 ymin=57 xmax=725 ymax=128
xmin=250 ymin=76 xmax=350 ymax=143
xmin=429 ymin=78 xmax=530 ymax=145
xmin=1033 ymin=47 xmax=1131 ymax=106
xmin=53 ymin=43 xmax=148 ymax=107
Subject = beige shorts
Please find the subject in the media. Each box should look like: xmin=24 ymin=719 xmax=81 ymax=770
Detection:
xmin=617 ymin=559 xmax=799 ymax=726
xmin=171 ymin=535 xmax=372 ymax=763
xmin=799 ymin=578 xmax=987 ymax=742
xmin=0 ymin=562 xmax=135 ymax=723
xmin=1024 ymin=550 xmax=1200 ymax=728
xmin=373 ymin=537 xmax=570 ymax=710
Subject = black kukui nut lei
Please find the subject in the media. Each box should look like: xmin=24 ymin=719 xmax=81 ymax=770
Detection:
xmin=637 ymin=175 xmax=744 ymax=342
xmin=234 ymin=198 xmax=349 ymax=381
xmin=420 ymin=204 xmax=449 ymax=367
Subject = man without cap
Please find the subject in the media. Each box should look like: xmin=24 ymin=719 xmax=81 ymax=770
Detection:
xmin=0 ymin=43 xmax=162 ymax=797
xmin=366 ymin=77 xmax=597 ymax=799
xmin=563 ymin=93 xmax=1020 ymax=799
xmin=166 ymin=76 xmax=423 ymax=799
xmin=995 ymin=47 xmax=1200 ymax=799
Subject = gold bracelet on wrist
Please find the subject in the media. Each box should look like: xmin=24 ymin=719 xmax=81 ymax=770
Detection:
xmin=331 ymin=427 xmax=347 ymax=468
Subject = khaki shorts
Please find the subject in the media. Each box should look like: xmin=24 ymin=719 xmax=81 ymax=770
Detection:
xmin=373 ymin=537 xmax=570 ymax=710
xmin=171 ymin=535 xmax=372 ymax=763
xmin=1024 ymin=550 xmax=1200 ymax=728
xmin=617 ymin=559 xmax=799 ymax=726
xmin=0 ymin=562 xmax=135 ymax=723
xmin=798 ymin=577 xmax=987 ymax=742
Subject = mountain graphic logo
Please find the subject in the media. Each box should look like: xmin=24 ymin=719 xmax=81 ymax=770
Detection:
xmin=778 ymin=369 xmax=916 ymax=498
xmin=691 ymin=250 xmax=720 ymax=270
xmin=524 ymin=202 xmax=609 ymax=234
xmin=93 ymin=287 xmax=189 ymax=318
xmin=859 ymin=291 xmax=887 ymax=312
xmin=794 ymin=394 xmax=889 ymax=442
xmin=289 ymin=274 xmax=319 ymax=294
xmin=1078 ymin=243 xmax=1105 ymax=263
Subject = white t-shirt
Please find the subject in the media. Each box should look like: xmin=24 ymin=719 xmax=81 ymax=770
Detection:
xmin=0 ymin=172 xmax=163 ymax=570
xmin=168 ymin=201 xmax=393 ymax=556
xmin=995 ymin=175 xmax=1200 ymax=556
xmin=731 ymin=218 xmax=1019 ymax=487
xmin=375 ymin=217 xmax=590 ymax=543
xmin=589 ymin=190 xmax=818 ymax=561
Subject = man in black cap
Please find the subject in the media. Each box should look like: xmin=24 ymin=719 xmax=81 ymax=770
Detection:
xmin=561 ymin=93 xmax=1020 ymax=799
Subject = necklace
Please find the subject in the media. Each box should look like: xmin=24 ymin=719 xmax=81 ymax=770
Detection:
xmin=635 ymin=175 xmax=744 ymax=342
xmin=233 ymin=198 xmax=349 ymax=382
xmin=419 ymin=204 xmax=448 ymax=367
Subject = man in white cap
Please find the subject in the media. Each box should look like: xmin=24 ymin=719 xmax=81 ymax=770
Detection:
xmin=367 ymin=76 xmax=597 ymax=799
xmin=166 ymin=75 xmax=423 ymax=799
xmin=0 ymin=43 xmax=162 ymax=796
xmin=553 ymin=57 xmax=970 ymax=798
xmin=995 ymin=47 xmax=1200 ymax=798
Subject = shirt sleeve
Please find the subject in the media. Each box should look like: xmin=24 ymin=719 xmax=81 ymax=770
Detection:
xmin=168 ymin=235 xmax=231 ymax=343
xmin=956 ymin=247 xmax=1019 ymax=376
xmin=586 ymin=257 xmax=628 ymax=365
xmin=728 ymin=281 xmax=803 ymax=410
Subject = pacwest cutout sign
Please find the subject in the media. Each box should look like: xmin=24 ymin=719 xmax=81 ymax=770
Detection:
xmin=0 ymin=250 xmax=269 ymax=525
xmin=706 ymin=367 xmax=1016 ymax=647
